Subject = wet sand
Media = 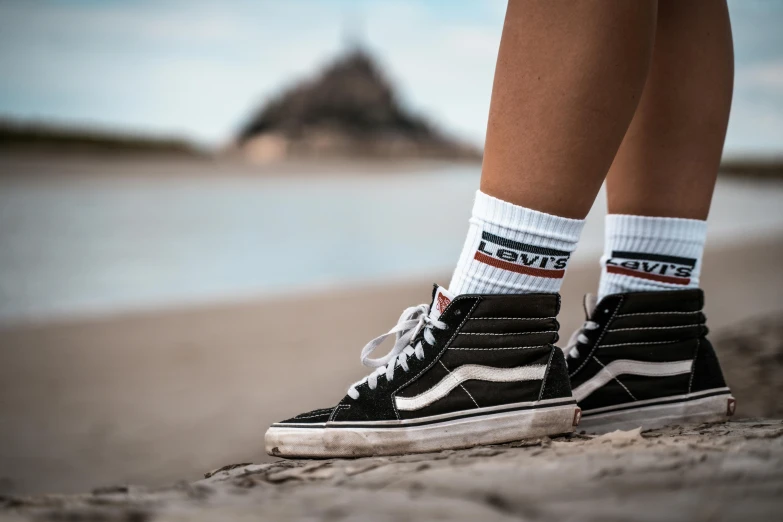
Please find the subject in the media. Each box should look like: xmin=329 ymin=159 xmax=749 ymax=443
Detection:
xmin=0 ymin=236 xmax=782 ymax=496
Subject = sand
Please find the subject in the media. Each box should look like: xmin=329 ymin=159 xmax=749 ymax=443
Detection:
xmin=2 ymin=420 xmax=782 ymax=521
xmin=0 ymin=236 xmax=781 ymax=496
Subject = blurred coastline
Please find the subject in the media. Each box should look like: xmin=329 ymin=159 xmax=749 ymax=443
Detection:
xmin=2 ymin=118 xmax=782 ymax=178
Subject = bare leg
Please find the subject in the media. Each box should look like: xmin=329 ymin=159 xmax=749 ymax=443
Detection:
xmin=606 ymin=0 xmax=734 ymax=219
xmin=480 ymin=0 xmax=658 ymax=220
xmin=570 ymin=2 xmax=736 ymax=433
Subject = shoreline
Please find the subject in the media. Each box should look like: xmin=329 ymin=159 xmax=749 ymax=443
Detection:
xmin=0 ymin=149 xmax=482 ymax=181
xmin=2 ymin=230 xmax=781 ymax=333
xmin=2 ymin=149 xmax=781 ymax=181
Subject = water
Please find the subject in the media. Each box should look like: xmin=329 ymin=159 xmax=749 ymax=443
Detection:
xmin=1 ymin=160 xmax=782 ymax=325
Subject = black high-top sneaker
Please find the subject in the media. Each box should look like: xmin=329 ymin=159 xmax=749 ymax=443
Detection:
xmin=565 ymin=289 xmax=735 ymax=433
xmin=265 ymin=285 xmax=580 ymax=458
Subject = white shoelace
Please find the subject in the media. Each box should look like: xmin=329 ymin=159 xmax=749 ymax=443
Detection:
xmin=565 ymin=320 xmax=600 ymax=359
xmin=347 ymin=303 xmax=448 ymax=400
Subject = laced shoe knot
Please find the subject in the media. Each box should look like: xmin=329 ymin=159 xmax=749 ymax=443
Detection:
xmin=347 ymin=303 xmax=448 ymax=399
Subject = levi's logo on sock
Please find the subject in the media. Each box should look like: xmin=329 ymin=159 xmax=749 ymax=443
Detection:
xmin=605 ymin=250 xmax=696 ymax=285
xmin=474 ymin=231 xmax=570 ymax=279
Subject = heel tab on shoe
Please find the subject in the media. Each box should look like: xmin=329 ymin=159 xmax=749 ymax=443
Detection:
xmin=689 ymin=338 xmax=728 ymax=393
xmin=539 ymin=346 xmax=572 ymax=401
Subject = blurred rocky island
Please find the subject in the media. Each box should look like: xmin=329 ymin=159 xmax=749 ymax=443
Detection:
xmin=3 ymin=48 xmax=783 ymax=175
xmin=233 ymin=49 xmax=482 ymax=163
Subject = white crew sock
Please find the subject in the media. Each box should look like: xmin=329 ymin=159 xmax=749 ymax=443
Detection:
xmin=448 ymin=191 xmax=585 ymax=295
xmin=597 ymin=214 xmax=707 ymax=301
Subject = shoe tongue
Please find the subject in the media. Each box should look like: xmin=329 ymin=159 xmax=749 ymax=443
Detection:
xmin=583 ymin=293 xmax=598 ymax=319
xmin=429 ymin=285 xmax=456 ymax=321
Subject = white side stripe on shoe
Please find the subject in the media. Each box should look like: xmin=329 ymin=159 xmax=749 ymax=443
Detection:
xmin=572 ymin=359 xmax=693 ymax=403
xmin=395 ymin=364 xmax=547 ymax=411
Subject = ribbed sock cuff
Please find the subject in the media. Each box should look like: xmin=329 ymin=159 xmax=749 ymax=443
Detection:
xmin=604 ymin=214 xmax=707 ymax=248
xmin=472 ymin=191 xmax=585 ymax=246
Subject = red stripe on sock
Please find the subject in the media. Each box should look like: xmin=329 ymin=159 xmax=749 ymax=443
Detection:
xmin=606 ymin=265 xmax=690 ymax=285
xmin=474 ymin=251 xmax=565 ymax=279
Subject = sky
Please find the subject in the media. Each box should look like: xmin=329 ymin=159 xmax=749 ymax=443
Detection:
xmin=0 ymin=0 xmax=781 ymax=156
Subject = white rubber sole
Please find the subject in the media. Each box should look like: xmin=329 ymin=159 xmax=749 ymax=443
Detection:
xmin=265 ymin=399 xmax=580 ymax=458
xmin=578 ymin=388 xmax=735 ymax=434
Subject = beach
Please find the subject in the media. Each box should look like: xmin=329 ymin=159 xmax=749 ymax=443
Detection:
xmin=4 ymin=420 xmax=782 ymax=522
xmin=0 ymin=236 xmax=781 ymax=495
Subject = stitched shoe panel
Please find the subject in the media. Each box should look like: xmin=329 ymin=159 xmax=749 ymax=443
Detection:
xmin=265 ymin=285 xmax=579 ymax=458
xmin=564 ymin=289 xmax=735 ymax=434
